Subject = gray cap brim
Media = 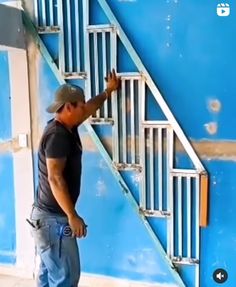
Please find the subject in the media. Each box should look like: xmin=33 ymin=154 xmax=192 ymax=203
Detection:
xmin=46 ymin=102 xmax=65 ymax=113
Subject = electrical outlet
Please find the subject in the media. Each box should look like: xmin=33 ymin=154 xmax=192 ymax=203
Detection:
xmin=18 ymin=133 xmax=28 ymax=148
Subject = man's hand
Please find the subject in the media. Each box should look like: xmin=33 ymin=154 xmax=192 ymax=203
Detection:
xmin=68 ymin=214 xmax=87 ymax=238
xmin=76 ymin=69 xmax=120 ymax=123
xmin=105 ymin=69 xmax=120 ymax=96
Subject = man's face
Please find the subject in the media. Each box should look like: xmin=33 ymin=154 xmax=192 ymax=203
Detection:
xmin=69 ymin=100 xmax=86 ymax=126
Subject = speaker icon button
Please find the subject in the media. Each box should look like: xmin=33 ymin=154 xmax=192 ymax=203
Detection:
xmin=213 ymin=268 xmax=228 ymax=283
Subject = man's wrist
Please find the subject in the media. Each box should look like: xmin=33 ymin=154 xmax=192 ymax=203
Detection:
xmin=67 ymin=210 xmax=77 ymax=220
xmin=104 ymin=88 xmax=112 ymax=98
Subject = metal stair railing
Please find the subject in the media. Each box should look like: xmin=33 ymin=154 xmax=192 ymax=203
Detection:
xmin=84 ymin=1 xmax=206 ymax=286
xmin=34 ymin=0 xmax=60 ymax=33
xmin=86 ymin=24 xmax=117 ymax=122
xmin=169 ymin=171 xmax=200 ymax=286
xmin=33 ymin=0 xmax=86 ymax=79
xmin=114 ymin=72 xmax=144 ymax=170
xmin=139 ymin=122 xmax=171 ymax=218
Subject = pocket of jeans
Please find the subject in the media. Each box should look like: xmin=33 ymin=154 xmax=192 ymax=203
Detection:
xmin=31 ymin=224 xmax=51 ymax=252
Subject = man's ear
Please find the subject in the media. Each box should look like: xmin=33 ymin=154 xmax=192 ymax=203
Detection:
xmin=64 ymin=102 xmax=72 ymax=112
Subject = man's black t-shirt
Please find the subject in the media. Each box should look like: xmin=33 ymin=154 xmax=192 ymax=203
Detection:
xmin=35 ymin=119 xmax=82 ymax=215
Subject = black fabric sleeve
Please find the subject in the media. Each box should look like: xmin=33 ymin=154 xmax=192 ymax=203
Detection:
xmin=45 ymin=132 xmax=71 ymax=158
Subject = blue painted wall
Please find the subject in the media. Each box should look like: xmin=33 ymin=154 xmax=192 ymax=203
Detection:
xmin=0 ymin=51 xmax=16 ymax=264
xmin=79 ymin=150 xmax=176 ymax=283
xmin=201 ymin=160 xmax=236 ymax=287
xmin=104 ymin=0 xmax=236 ymax=140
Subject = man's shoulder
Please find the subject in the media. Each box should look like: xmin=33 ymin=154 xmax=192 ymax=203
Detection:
xmin=39 ymin=120 xmax=71 ymax=149
xmin=43 ymin=119 xmax=68 ymax=137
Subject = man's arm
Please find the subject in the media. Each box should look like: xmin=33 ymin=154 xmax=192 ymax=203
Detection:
xmin=46 ymin=157 xmax=87 ymax=237
xmin=78 ymin=69 xmax=120 ymax=123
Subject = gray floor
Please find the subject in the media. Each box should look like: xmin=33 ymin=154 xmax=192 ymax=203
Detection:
xmin=0 ymin=275 xmax=34 ymax=287
xmin=0 ymin=275 xmax=89 ymax=287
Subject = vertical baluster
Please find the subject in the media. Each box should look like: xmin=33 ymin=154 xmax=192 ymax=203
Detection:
xmin=74 ymin=0 xmax=81 ymax=72
xmin=142 ymin=128 xmax=147 ymax=210
xmin=102 ymin=31 xmax=108 ymax=118
xmin=66 ymin=0 xmax=73 ymax=72
xmin=54 ymin=0 xmax=58 ymax=26
xmin=135 ymin=79 xmax=140 ymax=164
xmin=34 ymin=0 xmax=39 ymax=25
xmin=110 ymin=29 xmax=118 ymax=162
xmin=150 ymin=128 xmax=154 ymax=210
xmin=58 ymin=0 xmax=65 ymax=73
xmin=196 ymin=176 xmax=200 ymax=260
xmin=167 ymin=128 xmax=174 ymax=257
xmin=121 ymin=79 xmax=127 ymax=163
xmin=93 ymin=32 xmax=100 ymax=117
xmin=130 ymin=79 xmax=135 ymax=164
xmin=158 ymin=128 xmax=163 ymax=210
xmin=83 ymin=0 xmax=91 ymax=100
xmin=187 ymin=176 xmax=192 ymax=258
xmin=49 ymin=0 xmax=54 ymax=26
xmin=140 ymin=78 xmax=145 ymax=123
xmin=111 ymin=26 xmax=117 ymax=165
xmin=41 ymin=0 xmax=46 ymax=26
xmin=112 ymin=83 xmax=119 ymax=162
xmin=177 ymin=176 xmax=182 ymax=257
xmin=139 ymin=79 xmax=146 ymax=208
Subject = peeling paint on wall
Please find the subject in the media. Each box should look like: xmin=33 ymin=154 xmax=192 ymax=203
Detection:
xmin=131 ymin=172 xmax=142 ymax=186
xmin=81 ymin=132 xmax=236 ymax=161
xmin=99 ymin=158 xmax=109 ymax=170
xmin=80 ymin=133 xmax=99 ymax=152
xmin=0 ymin=138 xmax=27 ymax=153
xmin=208 ymin=99 xmax=221 ymax=113
xmin=204 ymin=121 xmax=218 ymax=135
xmin=95 ymin=178 xmax=107 ymax=196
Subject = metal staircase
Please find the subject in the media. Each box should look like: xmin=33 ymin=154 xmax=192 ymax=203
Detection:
xmin=24 ymin=1 xmax=209 ymax=286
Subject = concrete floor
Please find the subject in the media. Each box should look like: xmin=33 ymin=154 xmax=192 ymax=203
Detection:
xmin=0 ymin=275 xmax=34 ymax=287
xmin=0 ymin=274 xmax=165 ymax=287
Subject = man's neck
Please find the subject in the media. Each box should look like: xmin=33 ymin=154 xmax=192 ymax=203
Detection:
xmin=55 ymin=115 xmax=73 ymax=131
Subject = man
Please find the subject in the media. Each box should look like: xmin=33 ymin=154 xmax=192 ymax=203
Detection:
xmin=29 ymin=70 xmax=120 ymax=287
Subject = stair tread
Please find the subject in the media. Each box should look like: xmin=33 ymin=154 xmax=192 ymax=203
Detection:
xmin=38 ymin=26 xmax=60 ymax=34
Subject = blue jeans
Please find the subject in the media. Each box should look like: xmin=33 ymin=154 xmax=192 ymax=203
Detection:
xmin=30 ymin=206 xmax=80 ymax=287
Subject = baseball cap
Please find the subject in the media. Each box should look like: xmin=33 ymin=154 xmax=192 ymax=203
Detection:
xmin=46 ymin=84 xmax=85 ymax=113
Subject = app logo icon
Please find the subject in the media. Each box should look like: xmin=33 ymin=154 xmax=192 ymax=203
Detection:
xmin=217 ymin=3 xmax=230 ymax=16
xmin=213 ymin=268 xmax=228 ymax=283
